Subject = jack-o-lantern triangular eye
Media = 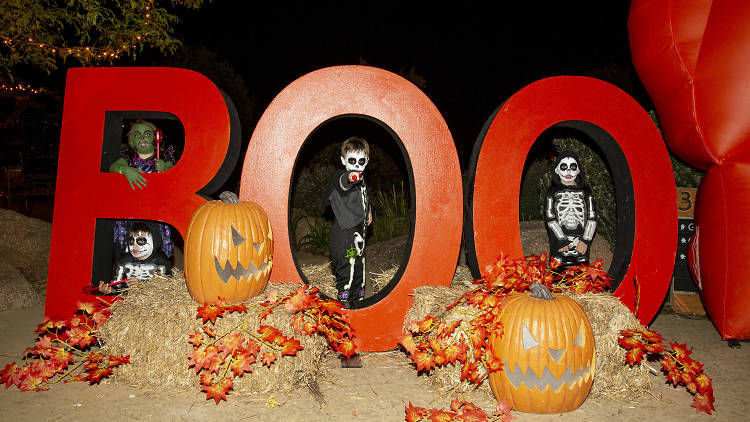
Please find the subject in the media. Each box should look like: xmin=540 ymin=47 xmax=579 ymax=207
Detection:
xmin=522 ymin=323 xmax=540 ymax=350
xmin=573 ymin=323 xmax=585 ymax=347
xmin=231 ymin=226 xmax=246 ymax=247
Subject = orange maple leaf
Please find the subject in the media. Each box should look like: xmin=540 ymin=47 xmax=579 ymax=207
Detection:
xmin=427 ymin=409 xmax=455 ymax=422
xmin=257 ymin=325 xmax=283 ymax=343
xmin=625 ymin=346 xmax=644 ymax=365
xmin=280 ymin=337 xmax=303 ymax=357
xmin=694 ymin=373 xmax=712 ymax=394
xmin=318 ymin=300 xmax=344 ymax=317
xmin=413 ymin=351 xmax=434 ymax=372
xmin=230 ymin=353 xmax=255 ymax=377
xmin=86 ymin=367 xmax=113 ymax=385
xmin=670 ymin=342 xmax=692 ymax=361
xmin=338 ymin=338 xmax=356 ymax=359
xmin=201 ymin=377 xmax=233 ymax=404
xmin=691 ymin=393 xmax=715 ymax=415
xmin=67 ymin=326 xmax=95 ymax=348
xmin=196 ymin=304 xmax=224 ymax=324
xmin=188 ymin=331 xmax=204 ymax=348
xmin=218 ymin=332 xmax=244 ymax=359
xmin=399 ymin=335 xmax=418 ymax=355
xmin=405 ymin=402 xmax=426 ymax=422
xmin=284 ymin=286 xmax=316 ymax=313
xmin=260 ymin=352 xmax=277 ymax=367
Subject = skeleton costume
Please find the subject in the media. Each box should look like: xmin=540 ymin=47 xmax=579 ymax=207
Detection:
xmin=325 ymin=151 xmax=370 ymax=303
xmin=109 ymin=222 xmax=171 ymax=292
xmin=544 ymin=150 xmax=597 ymax=269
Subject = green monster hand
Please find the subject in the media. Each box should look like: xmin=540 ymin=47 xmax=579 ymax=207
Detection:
xmin=154 ymin=159 xmax=173 ymax=172
xmin=122 ymin=166 xmax=147 ymax=189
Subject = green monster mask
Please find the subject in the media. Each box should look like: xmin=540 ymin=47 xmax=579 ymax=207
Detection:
xmin=128 ymin=123 xmax=156 ymax=156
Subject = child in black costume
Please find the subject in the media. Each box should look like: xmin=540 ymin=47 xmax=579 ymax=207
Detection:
xmin=98 ymin=222 xmax=171 ymax=294
xmin=544 ymin=150 xmax=597 ymax=269
xmin=325 ymin=137 xmax=373 ymax=305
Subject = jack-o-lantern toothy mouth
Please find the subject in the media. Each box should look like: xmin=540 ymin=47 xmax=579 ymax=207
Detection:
xmin=502 ymin=358 xmax=594 ymax=392
xmin=213 ymin=255 xmax=269 ymax=283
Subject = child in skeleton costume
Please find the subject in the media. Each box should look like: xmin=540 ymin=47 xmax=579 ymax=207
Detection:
xmin=98 ymin=222 xmax=171 ymax=294
xmin=325 ymin=137 xmax=373 ymax=304
xmin=544 ymin=150 xmax=597 ymax=269
xmin=110 ymin=120 xmax=176 ymax=259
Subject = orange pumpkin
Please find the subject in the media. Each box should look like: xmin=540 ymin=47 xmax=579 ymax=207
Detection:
xmin=184 ymin=191 xmax=273 ymax=304
xmin=488 ymin=283 xmax=595 ymax=413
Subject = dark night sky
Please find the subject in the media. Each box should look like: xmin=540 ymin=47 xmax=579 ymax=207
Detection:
xmin=178 ymin=2 xmax=641 ymax=161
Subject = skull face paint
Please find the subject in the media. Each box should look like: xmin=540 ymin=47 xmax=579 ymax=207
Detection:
xmin=341 ymin=151 xmax=368 ymax=172
xmin=129 ymin=231 xmax=154 ymax=260
xmin=555 ymin=157 xmax=580 ymax=185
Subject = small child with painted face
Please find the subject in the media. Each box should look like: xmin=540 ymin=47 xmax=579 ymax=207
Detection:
xmin=325 ymin=137 xmax=373 ymax=305
xmin=98 ymin=222 xmax=171 ymax=294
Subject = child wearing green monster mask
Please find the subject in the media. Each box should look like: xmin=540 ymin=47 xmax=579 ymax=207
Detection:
xmin=109 ymin=119 xmax=175 ymax=189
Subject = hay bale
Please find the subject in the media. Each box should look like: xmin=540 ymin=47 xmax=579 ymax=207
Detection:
xmin=98 ymin=272 xmax=328 ymax=395
xmin=0 ymin=261 xmax=42 ymax=311
xmin=0 ymin=209 xmax=51 ymax=293
xmin=403 ymin=273 xmax=652 ymax=401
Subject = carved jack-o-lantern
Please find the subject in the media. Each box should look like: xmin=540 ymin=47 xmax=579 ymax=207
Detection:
xmin=488 ymin=283 xmax=595 ymax=414
xmin=184 ymin=191 xmax=273 ymax=304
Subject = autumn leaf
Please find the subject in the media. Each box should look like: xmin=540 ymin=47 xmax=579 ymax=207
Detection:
xmin=202 ymin=377 xmax=233 ymax=404
xmin=260 ymin=352 xmax=277 ymax=367
xmin=284 ymin=286 xmax=316 ymax=313
xmin=108 ymin=355 xmax=130 ymax=368
xmin=188 ymin=330 xmax=204 ymax=347
xmin=188 ymin=347 xmax=219 ymax=373
xmin=67 ymin=326 xmax=96 ymax=348
xmin=405 ymin=402 xmax=425 ymax=422
xmin=196 ymin=303 xmax=224 ymax=324
xmin=414 ymin=316 xmax=435 ymax=333
xmin=443 ymin=343 xmax=467 ymax=364
xmin=338 ymin=338 xmax=356 ymax=359
xmin=86 ymin=367 xmax=113 ymax=385
xmin=230 ymin=352 xmax=255 ymax=377
xmin=280 ymin=337 xmax=303 ymax=357
xmin=18 ymin=372 xmax=46 ymax=391
xmin=318 ymin=300 xmax=344 ymax=317
xmin=35 ymin=319 xmax=56 ymax=334
xmin=692 ymin=393 xmax=715 ymax=415
xmin=413 ymin=351 xmax=434 ymax=372
xmin=218 ymin=332 xmax=244 ymax=359
xmin=694 ymin=372 xmax=712 ymax=394
xmin=426 ymin=409 xmax=454 ymax=422
xmin=258 ymin=325 xmax=283 ymax=344
xmin=625 ymin=346 xmax=644 ymax=365
xmin=670 ymin=342 xmax=692 ymax=361
xmin=618 ymin=336 xmax=642 ymax=350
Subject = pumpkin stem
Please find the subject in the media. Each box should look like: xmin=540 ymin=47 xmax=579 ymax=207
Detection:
xmin=529 ymin=282 xmax=554 ymax=300
xmin=219 ymin=191 xmax=241 ymax=204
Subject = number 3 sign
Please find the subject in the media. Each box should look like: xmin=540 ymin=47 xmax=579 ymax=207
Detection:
xmin=46 ymin=66 xmax=676 ymax=352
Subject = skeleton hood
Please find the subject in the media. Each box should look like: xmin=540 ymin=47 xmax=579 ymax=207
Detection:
xmin=551 ymin=150 xmax=586 ymax=186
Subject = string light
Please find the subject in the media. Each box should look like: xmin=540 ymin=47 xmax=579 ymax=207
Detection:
xmin=0 ymin=0 xmax=156 ymax=63
xmin=0 ymin=82 xmax=47 ymax=95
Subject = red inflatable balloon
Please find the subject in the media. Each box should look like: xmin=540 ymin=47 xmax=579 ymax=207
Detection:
xmin=629 ymin=0 xmax=750 ymax=338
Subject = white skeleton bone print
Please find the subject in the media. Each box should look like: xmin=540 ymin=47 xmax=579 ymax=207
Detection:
xmin=555 ymin=191 xmax=586 ymax=229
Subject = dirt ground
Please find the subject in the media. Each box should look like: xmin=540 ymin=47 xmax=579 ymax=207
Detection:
xmin=1 ymin=303 xmax=748 ymax=421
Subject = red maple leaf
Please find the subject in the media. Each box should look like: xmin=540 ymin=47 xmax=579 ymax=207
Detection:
xmin=318 ymin=300 xmax=344 ymax=317
xmin=188 ymin=347 xmax=219 ymax=373
xmin=196 ymin=303 xmax=224 ymax=324
xmin=188 ymin=330 xmax=204 ymax=347
xmin=398 ymin=334 xmax=417 ymax=355
xmin=201 ymin=377 xmax=233 ymax=404
xmin=670 ymin=342 xmax=692 ymax=361
xmin=625 ymin=346 xmax=644 ymax=365
xmin=0 ymin=363 xmax=18 ymax=388
xmin=257 ymin=325 xmax=283 ymax=344
xmin=405 ymin=402 xmax=426 ymax=422
xmin=426 ymin=409 xmax=455 ymax=422
xmin=218 ymin=332 xmax=244 ymax=359
xmin=86 ymin=367 xmax=113 ymax=385
xmin=694 ymin=372 xmax=712 ymax=394
xmin=639 ymin=328 xmax=664 ymax=343
xmin=280 ymin=337 xmax=303 ymax=357
xmin=230 ymin=352 xmax=255 ymax=377
xmin=91 ymin=309 xmax=110 ymax=326
xmin=18 ymin=372 xmax=46 ymax=391
xmin=413 ymin=351 xmax=434 ymax=372
xmin=108 ymin=354 xmax=130 ymax=368
xmin=284 ymin=286 xmax=316 ymax=313
xmin=35 ymin=319 xmax=56 ymax=333
xmin=67 ymin=326 xmax=96 ymax=348
xmin=202 ymin=326 xmax=217 ymax=338
xmin=245 ymin=338 xmax=261 ymax=356
xmin=661 ymin=354 xmax=677 ymax=372
xmin=443 ymin=343 xmax=467 ymax=364
xmin=618 ymin=336 xmax=642 ymax=350
xmin=338 ymin=338 xmax=356 ymax=359
xmin=260 ymin=352 xmax=277 ymax=367
xmin=691 ymin=393 xmax=715 ymax=415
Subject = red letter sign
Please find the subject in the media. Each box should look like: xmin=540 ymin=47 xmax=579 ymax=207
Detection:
xmin=46 ymin=67 xmax=239 ymax=320
xmin=241 ymin=66 xmax=462 ymax=351
xmin=466 ymin=76 xmax=676 ymax=324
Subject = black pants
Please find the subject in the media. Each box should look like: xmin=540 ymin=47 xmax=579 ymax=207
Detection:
xmin=330 ymin=221 xmax=366 ymax=302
